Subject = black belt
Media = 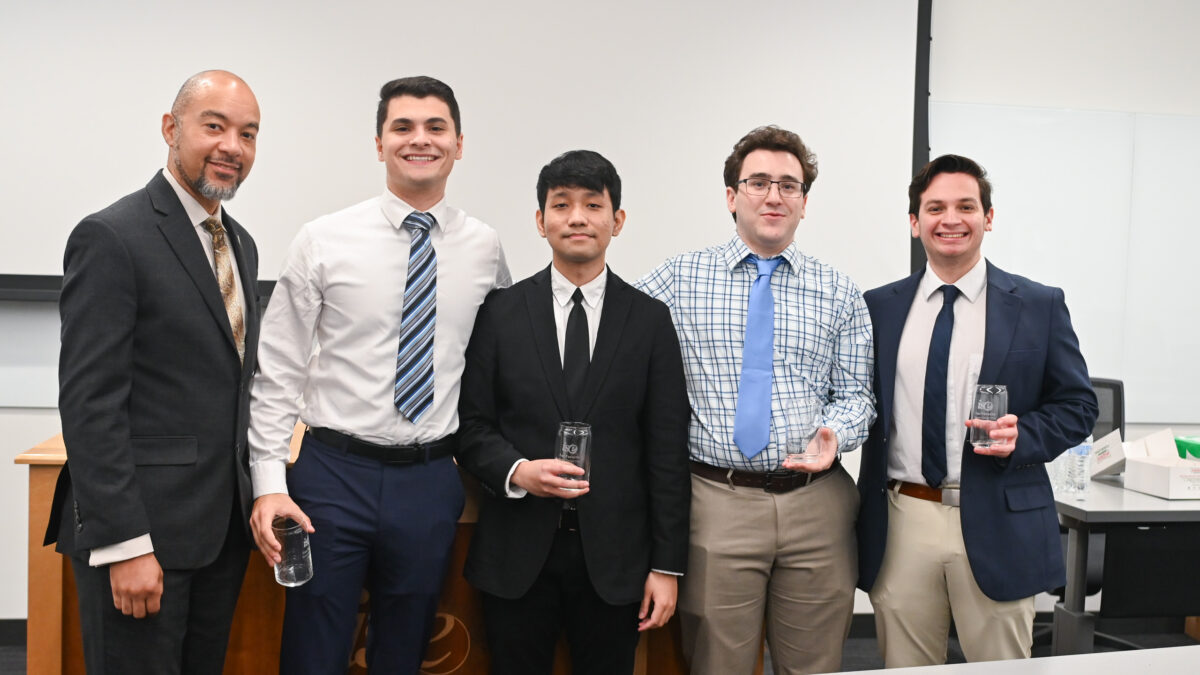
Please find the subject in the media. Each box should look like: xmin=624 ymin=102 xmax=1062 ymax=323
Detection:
xmin=307 ymin=427 xmax=456 ymax=465
xmin=689 ymin=460 xmax=837 ymax=493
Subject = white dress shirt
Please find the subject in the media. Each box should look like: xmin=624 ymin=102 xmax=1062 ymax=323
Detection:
xmin=888 ymin=258 xmax=987 ymax=487
xmin=89 ymin=168 xmax=249 ymax=567
xmin=248 ymin=190 xmax=511 ymax=497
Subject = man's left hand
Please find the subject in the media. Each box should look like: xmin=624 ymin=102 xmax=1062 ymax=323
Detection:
xmin=638 ymin=571 xmax=678 ymax=632
xmin=782 ymin=426 xmax=839 ymax=472
xmin=966 ymin=413 xmax=1019 ymax=457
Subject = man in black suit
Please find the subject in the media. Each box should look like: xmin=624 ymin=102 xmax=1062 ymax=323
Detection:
xmin=47 ymin=70 xmax=262 ymax=674
xmin=457 ymin=150 xmax=691 ymax=675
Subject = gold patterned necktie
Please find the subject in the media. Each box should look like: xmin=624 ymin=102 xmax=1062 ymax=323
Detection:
xmin=201 ymin=217 xmax=245 ymax=363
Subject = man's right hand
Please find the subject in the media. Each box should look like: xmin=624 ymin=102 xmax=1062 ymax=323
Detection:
xmin=511 ymin=459 xmax=589 ymax=498
xmin=109 ymin=552 xmax=163 ymax=618
xmin=249 ymin=493 xmax=314 ymax=566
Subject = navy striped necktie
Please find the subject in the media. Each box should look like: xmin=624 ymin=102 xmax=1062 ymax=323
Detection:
xmin=394 ymin=211 xmax=437 ymax=421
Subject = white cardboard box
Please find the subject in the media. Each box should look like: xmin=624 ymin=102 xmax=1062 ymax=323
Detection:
xmin=1124 ymin=428 xmax=1200 ymax=499
xmin=1090 ymin=428 xmax=1126 ymax=477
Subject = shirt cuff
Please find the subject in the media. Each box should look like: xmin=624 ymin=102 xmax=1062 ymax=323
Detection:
xmin=89 ymin=534 xmax=154 ymax=567
xmin=250 ymin=459 xmax=290 ymax=499
xmin=651 ymin=568 xmax=684 ymax=576
xmin=505 ymin=459 xmax=529 ymax=498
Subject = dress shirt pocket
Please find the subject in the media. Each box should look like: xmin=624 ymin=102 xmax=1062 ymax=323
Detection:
xmin=131 ymin=436 xmax=198 ymax=466
xmin=1003 ymin=482 xmax=1053 ymax=512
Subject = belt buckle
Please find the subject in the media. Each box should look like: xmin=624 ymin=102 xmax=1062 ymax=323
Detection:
xmin=763 ymin=470 xmax=796 ymax=494
xmin=941 ymin=487 xmax=961 ymax=507
xmin=381 ymin=445 xmax=421 ymax=465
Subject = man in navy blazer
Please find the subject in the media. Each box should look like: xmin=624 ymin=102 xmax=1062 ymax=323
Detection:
xmin=856 ymin=155 xmax=1097 ymax=666
xmin=47 ymin=71 xmax=261 ymax=674
xmin=457 ymin=150 xmax=690 ymax=675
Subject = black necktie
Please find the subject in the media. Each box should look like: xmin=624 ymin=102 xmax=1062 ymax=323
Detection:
xmin=922 ymin=284 xmax=959 ymax=488
xmin=563 ymin=288 xmax=589 ymax=419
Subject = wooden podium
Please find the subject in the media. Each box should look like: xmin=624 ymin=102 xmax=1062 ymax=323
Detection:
xmin=17 ymin=429 xmax=695 ymax=674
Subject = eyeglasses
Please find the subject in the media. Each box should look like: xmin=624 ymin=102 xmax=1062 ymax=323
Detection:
xmin=737 ymin=178 xmax=808 ymax=199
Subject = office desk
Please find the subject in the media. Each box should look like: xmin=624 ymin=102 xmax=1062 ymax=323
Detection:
xmin=1052 ymin=476 xmax=1200 ymax=655
xmin=836 ymin=645 xmax=1200 ymax=674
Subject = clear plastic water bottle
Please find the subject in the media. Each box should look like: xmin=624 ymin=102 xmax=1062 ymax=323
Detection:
xmin=1047 ymin=451 xmax=1071 ymax=494
xmin=1065 ymin=442 xmax=1093 ymax=500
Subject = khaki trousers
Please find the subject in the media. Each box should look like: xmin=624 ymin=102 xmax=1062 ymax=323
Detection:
xmin=679 ymin=465 xmax=859 ymax=675
xmin=868 ymin=487 xmax=1035 ymax=667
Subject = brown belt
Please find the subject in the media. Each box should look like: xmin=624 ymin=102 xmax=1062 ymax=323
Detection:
xmin=690 ymin=460 xmax=836 ymax=494
xmin=888 ymin=479 xmax=961 ymax=507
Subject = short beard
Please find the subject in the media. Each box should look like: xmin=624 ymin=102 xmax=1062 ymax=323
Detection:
xmin=174 ymin=148 xmax=242 ymax=203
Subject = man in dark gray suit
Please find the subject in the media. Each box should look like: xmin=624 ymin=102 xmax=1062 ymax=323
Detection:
xmin=46 ymin=70 xmax=262 ymax=674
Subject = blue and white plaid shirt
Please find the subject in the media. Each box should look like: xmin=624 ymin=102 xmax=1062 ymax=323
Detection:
xmin=637 ymin=234 xmax=876 ymax=471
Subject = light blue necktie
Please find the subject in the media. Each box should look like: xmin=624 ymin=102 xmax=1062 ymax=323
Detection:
xmin=733 ymin=255 xmax=783 ymax=458
xmin=394 ymin=211 xmax=437 ymax=422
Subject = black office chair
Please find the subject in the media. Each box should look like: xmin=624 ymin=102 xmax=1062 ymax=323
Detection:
xmin=1033 ymin=378 xmax=1135 ymax=650
xmin=1090 ymin=378 xmax=1125 ymax=442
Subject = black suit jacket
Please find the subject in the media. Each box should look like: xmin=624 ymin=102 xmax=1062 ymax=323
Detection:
xmin=856 ymin=262 xmax=1097 ymax=601
xmin=46 ymin=171 xmax=260 ymax=570
xmin=457 ymin=267 xmax=691 ymax=605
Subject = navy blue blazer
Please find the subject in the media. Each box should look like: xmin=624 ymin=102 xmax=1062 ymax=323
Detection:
xmin=856 ymin=261 xmax=1097 ymax=601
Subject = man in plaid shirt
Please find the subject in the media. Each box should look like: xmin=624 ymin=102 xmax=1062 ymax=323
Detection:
xmin=637 ymin=125 xmax=875 ymax=675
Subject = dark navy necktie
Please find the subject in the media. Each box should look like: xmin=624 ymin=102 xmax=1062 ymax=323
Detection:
xmin=922 ymin=284 xmax=959 ymax=488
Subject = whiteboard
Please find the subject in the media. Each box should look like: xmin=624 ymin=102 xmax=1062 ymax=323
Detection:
xmin=930 ymin=101 xmax=1200 ymax=423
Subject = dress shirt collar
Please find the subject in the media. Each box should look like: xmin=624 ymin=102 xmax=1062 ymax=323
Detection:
xmin=379 ymin=189 xmax=452 ymax=234
xmin=719 ymin=233 xmax=800 ymax=274
xmin=550 ymin=263 xmax=607 ymax=310
xmin=920 ymin=256 xmax=987 ymax=304
xmin=162 ymin=167 xmax=224 ymax=228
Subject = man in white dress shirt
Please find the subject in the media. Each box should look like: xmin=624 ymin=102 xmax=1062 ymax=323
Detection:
xmin=246 ymin=76 xmax=510 ymax=673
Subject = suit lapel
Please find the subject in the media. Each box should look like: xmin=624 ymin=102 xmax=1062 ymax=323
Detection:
xmin=875 ymin=271 xmax=923 ymax=433
xmin=525 ymin=267 xmax=572 ymax=420
xmin=149 ymin=173 xmax=240 ymax=356
xmin=225 ymin=215 xmax=259 ymax=369
xmin=576 ymin=270 xmax=631 ymax=419
xmin=979 ymin=261 xmax=1021 ymax=385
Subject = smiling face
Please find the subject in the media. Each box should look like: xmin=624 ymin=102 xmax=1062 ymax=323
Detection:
xmin=727 ymin=149 xmax=808 ymax=257
xmin=375 ymin=95 xmax=463 ymax=209
xmin=536 ymin=185 xmax=625 ymax=282
xmin=162 ymin=72 xmax=260 ymax=213
xmin=910 ymin=171 xmax=994 ymax=281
